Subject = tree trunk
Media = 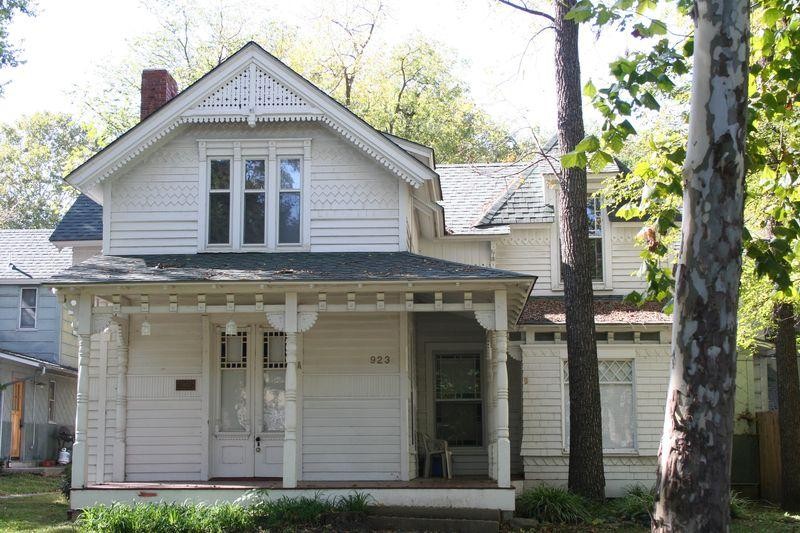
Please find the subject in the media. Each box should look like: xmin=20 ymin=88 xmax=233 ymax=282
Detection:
xmin=775 ymin=301 xmax=800 ymax=511
xmin=652 ymin=1 xmax=749 ymax=530
xmin=553 ymin=0 xmax=605 ymax=501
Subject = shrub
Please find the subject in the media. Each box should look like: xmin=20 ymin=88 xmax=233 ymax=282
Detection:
xmin=516 ymin=485 xmax=590 ymax=524
xmin=730 ymin=491 xmax=751 ymax=519
xmin=60 ymin=464 xmax=71 ymax=499
xmin=609 ymin=485 xmax=655 ymax=524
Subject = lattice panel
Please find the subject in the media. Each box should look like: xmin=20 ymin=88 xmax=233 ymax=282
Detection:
xmin=221 ymin=332 xmax=248 ymax=369
xmin=562 ymin=360 xmax=633 ymax=384
xmin=194 ymin=66 xmax=311 ymax=112
xmin=263 ymin=331 xmax=287 ymax=369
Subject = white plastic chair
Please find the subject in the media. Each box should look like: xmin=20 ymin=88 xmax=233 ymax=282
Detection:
xmin=418 ymin=432 xmax=453 ymax=479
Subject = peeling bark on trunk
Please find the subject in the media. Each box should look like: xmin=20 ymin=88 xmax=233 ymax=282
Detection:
xmin=652 ymin=1 xmax=749 ymax=530
xmin=553 ymin=0 xmax=605 ymax=501
xmin=775 ymin=302 xmax=800 ymax=512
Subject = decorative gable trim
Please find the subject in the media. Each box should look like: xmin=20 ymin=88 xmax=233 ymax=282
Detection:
xmin=66 ymin=42 xmax=436 ymax=199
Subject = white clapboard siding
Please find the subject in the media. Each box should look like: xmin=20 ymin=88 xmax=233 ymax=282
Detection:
xmin=121 ymin=315 xmax=204 ymax=481
xmin=610 ymin=224 xmax=645 ymax=292
xmin=0 ymin=285 xmax=61 ymax=360
xmin=493 ymin=229 xmax=552 ymax=294
xmin=301 ymin=314 xmax=402 ymax=481
xmin=106 ymin=122 xmax=400 ymax=254
xmin=519 ymin=341 xmax=670 ymax=496
xmin=418 ymin=239 xmax=492 ymax=267
xmin=86 ymin=330 xmax=116 ymax=483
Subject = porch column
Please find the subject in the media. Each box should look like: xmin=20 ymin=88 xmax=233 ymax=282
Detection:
xmin=485 ymin=334 xmax=497 ymax=481
xmin=113 ymin=318 xmax=129 ymax=482
xmin=493 ymin=289 xmax=511 ymax=488
xmin=72 ymin=293 xmax=92 ymax=490
xmin=493 ymin=329 xmax=511 ymax=488
xmin=283 ymin=293 xmax=299 ymax=488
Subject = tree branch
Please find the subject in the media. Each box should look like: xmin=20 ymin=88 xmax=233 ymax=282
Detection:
xmin=497 ymin=0 xmax=555 ymax=23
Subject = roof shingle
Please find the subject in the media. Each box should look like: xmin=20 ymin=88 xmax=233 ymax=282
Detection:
xmin=0 ymin=229 xmax=73 ymax=280
xmin=48 ymin=251 xmax=535 ymax=285
xmin=519 ymin=297 xmax=671 ymax=325
xmin=49 ymin=194 xmax=103 ymax=242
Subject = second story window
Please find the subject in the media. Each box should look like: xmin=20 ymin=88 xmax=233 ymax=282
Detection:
xmin=587 ymin=197 xmax=604 ymax=282
xmin=19 ymin=287 xmax=37 ymax=329
xmin=279 ymin=158 xmax=301 ymax=244
xmin=202 ymin=140 xmax=309 ymax=250
xmin=209 ymin=159 xmax=231 ymax=245
xmin=243 ymin=159 xmax=266 ymax=245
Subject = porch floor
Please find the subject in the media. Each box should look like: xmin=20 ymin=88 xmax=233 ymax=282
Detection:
xmin=86 ymin=477 xmax=501 ymax=490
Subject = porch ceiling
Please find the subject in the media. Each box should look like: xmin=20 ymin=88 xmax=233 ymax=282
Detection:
xmin=47 ymin=251 xmax=535 ymax=286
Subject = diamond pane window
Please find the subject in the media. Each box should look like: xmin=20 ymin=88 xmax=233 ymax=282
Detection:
xmin=563 ymin=359 xmax=635 ymax=450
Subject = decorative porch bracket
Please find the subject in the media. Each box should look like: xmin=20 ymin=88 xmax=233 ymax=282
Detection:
xmin=473 ymin=289 xmax=511 ymax=489
xmin=266 ymin=295 xmax=318 ymax=488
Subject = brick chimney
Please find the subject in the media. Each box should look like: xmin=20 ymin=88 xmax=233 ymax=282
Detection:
xmin=140 ymin=69 xmax=178 ymax=120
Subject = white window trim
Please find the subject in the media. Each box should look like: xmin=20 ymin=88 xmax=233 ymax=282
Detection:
xmin=47 ymin=380 xmax=56 ymax=424
xmin=18 ymin=286 xmax=38 ymax=330
xmin=198 ymin=138 xmax=311 ymax=252
xmin=560 ymin=350 xmax=638 ymax=454
xmin=206 ymin=157 xmax=234 ymax=249
xmin=277 ymin=155 xmax=304 ymax=246
xmin=549 ymin=194 xmax=614 ymax=292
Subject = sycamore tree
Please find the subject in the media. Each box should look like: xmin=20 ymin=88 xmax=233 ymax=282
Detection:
xmin=77 ymin=0 xmax=525 ymax=163
xmin=565 ymin=0 xmax=800 ymax=525
xmin=0 ymin=112 xmax=102 ymax=228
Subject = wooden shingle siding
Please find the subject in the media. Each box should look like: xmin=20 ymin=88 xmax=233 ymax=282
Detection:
xmin=493 ymin=229 xmax=552 ymax=294
xmin=0 ymin=286 xmax=61 ymax=360
xmin=106 ymin=123 xmax=400 ymax=255
xmin=301 ymin=314 xmax=402 ymax=481
xmin=520 ymin=342 xmax=670 ymax=496
xmin=418 ymin=239 xmax=492 ymax=267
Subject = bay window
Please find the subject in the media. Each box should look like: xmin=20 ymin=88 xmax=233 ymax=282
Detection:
xmin=202 ymin=140 xmax=308 ymax=250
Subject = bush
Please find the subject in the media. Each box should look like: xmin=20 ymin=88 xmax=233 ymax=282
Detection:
xmin=516 ymin=485 xmax=590 ymax=524
xmin=60 ymin=464 xmax=71 ymax=499
xmin=730 ymin=491 xmax=751 ymax=519
xmin=77 ymin=490 xmax=375 ymax=532
xmin=609 ymin=485 xmax=655 ymax=524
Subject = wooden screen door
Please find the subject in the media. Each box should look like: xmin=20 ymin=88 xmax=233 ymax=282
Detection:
xmin=10 ymin=381 xmax=24 ymax=459
xmin=211 ymin=327 xmax=286 ymax=478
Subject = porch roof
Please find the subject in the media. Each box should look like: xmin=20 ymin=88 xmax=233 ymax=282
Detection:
xmin=519 ymin=297 xmax=671 ymax=325
xmin=47 ymin=251 xmax=535 ymax=286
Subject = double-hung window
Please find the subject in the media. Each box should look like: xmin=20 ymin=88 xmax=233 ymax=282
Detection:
xmin=563 ymin=359 xmax=635 ymax=451
xmin=203 ymin=141 xmax=306 ymax=249
xmin=586 ymin=196 xmax=604 ymax=282
xmin=243 ymin=159 xmax=266 ymax=245
xmin=208 ymin=159 xmax=232 ymax=245
xmin=19 ymin=287 xmax=37 ymax=329
xmin=279 ymin=158 xmax=302 ymax=244
xmin=434 ymin=353 xmax=482 ymax=447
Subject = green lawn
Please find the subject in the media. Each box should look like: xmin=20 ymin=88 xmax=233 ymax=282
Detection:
xmin=0 ymin=493 xmax=74 ymax=532
xmin=0 ymin=474 xmax=63 ymax=497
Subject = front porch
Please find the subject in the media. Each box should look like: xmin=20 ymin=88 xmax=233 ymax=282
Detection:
xmin=72 ymin=478 xmax=517 ymax=511
xmin=51 ymin=252 xmax=534 ymax=511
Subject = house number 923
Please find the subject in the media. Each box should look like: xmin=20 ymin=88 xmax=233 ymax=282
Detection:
xmin=369 ymin=355 xmax=391 ymax=364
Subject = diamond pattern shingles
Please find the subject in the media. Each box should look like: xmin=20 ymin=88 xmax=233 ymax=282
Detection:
xmin=50 ymin=194 xmax=103 ymax=242
xmin=0 ymin=230 xmax=73 ymax=280
xmin=48 ymin=251 xmax=535 ymax=285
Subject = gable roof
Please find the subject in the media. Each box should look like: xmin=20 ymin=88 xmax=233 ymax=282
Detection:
xmin=0 ymin=230 xmax=73 ymax=281
xmin=50 ymin=194 xmax=103 ymax=243
xmin=66 ymin=42 xmax=438 ymax=201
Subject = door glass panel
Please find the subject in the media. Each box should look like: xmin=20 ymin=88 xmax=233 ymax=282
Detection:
xmin=220 ymin=332 xmax=248 ymax=432
xmin=220 ymin=369 xmax=248 ymax=432
xmin=262 ymin=332 xmax=286 ymax=432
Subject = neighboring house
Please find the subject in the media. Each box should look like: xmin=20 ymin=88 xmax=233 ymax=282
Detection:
xmin=49 ymin=42 xmax=675 ymax=513
xmin=0 ymin=230 xmax=77 ymax=465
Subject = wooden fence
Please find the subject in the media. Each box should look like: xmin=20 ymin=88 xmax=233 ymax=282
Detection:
xmin=757 ymin=410 xmax=781 ymax=503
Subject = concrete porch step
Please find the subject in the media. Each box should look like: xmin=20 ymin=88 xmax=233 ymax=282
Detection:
xmin=367 ymin=506 xmax=500 ymax=533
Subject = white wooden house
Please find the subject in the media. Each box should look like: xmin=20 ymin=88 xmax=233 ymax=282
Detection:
xmin=50 ymin=42 xmax=674 ymax=513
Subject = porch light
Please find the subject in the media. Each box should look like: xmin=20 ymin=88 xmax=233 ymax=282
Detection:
xmin=225 ymin=319 xmax=237 ymax=335
xmin=141 ymin=319 xmax=151 ymax=336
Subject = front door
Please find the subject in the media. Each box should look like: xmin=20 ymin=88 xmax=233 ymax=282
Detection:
xmin=10 ymin=381 xmax=24 ymax=459
xmin=211 ymin=326 xmax=287 ymax=478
